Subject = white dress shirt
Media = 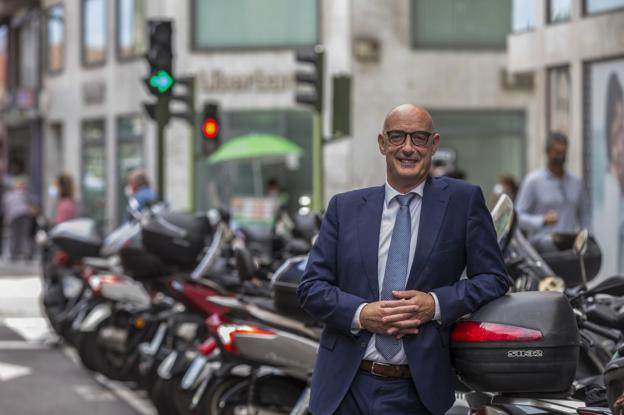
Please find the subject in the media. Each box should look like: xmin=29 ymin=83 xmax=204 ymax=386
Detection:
xmin=351 ymin=180 xmax=441 ymax=364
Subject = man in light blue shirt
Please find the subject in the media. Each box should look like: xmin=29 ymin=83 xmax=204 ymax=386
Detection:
xmin=516 ymin=132 xmax=590 ymax=243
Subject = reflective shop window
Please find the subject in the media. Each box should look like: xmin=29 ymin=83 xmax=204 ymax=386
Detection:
xmin=117 ymin=0 xmax=146 ymax=59
xmin=585 ymin=0 xmax=624 ymax=14
xmin=195 ymin=110 xmax=313 ymax=216
xmin=411 ymin=0 xmax=512 ymax=49
xmin=548 ymin=0 xmax=571 ymax=23
xmin=46 ymin=5 xmax=64 ymax=73
xmin=512 ymin=0 xmax=537 ymax=32
xmin=0 ymin=25 xmax=7 ymax=99
xmin=116 ymin=115 xmax=145 ymax=224
xmin=547 ymin=66 xmax=571 ymax=137
xmin=429 ymin=111 xmax=525 ymax=201
xmin=192 ymin=0 xmax=318 ymax=49
xmin=81 ymin=120 xmax=107 ymax=231
xmin=82 ymin=0 xmax=107 ymax=65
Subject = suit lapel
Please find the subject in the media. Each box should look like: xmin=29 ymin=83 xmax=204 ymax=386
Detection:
xmin=406 ymin=176 xmax=449 ymax=289
xmin=356 ymin=186 xmax=385 ymax=298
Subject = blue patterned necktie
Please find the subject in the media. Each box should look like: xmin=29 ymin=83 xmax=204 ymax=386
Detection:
xmin=375 ymin=192 xmax=417 ymax=360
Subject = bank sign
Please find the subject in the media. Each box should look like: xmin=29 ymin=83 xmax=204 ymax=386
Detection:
xmin=199 ymin=69 xmax=294 ymax=93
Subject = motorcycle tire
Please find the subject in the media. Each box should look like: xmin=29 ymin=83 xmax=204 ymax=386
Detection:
xmin=152 ymin=373 xmax=195 ymax=415
xmin=200 ymin=374 xmax=306 ymax=415
xmin=74 ymin=326 xmax=130 ymax=381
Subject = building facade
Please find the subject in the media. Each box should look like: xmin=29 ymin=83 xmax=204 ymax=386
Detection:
xmin=507 ymin=0 xmax=624 ymax=276
xmin=2 ymin=0 xmax=537 ymax=235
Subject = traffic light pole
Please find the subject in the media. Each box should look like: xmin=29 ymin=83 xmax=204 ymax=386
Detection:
xmin=312 ymin=111 xmax=323 ymax=211
xmin=156 ymin=95 xmax=169 ymax=200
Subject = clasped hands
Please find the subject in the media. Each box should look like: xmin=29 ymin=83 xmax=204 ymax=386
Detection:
xmin=359 ymin=290 xmax=435 ymax=339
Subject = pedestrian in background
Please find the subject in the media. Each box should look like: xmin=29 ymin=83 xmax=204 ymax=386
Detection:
xmin=53 ymin=173 xmax=77 ymax=224
xmin=3 ymin=177 xmax=33 ymax=261
xmin=490 ymin=174 xmax=519 ymax=206
xmin=516 ymin=132 xmax=590 ymax=244
xmin=125 ymin=169 xmax=156 ymax=218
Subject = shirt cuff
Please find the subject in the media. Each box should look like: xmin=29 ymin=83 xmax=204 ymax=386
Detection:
xmin=351 ymin=303 xmax=368 ymax=335
xmin=430 ymin=292 xmax=441 ymax=322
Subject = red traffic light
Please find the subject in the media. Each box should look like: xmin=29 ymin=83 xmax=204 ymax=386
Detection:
xmin=202 ymin=118 xmax=219 ymax=139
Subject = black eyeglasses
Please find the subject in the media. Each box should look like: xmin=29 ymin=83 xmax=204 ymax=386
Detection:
xmin=384 ymin=130 xmax=434 ymax=147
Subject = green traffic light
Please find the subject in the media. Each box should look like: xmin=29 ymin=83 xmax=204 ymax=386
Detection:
xmin=149 ymin=70 xmax=174 ymax=93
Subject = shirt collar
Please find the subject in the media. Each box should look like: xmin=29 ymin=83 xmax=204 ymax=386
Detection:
xmin=384 ymin=180 xmax=425 ymax=208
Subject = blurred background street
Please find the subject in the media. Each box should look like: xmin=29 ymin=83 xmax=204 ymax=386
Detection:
xmin=0 ymin=0 xmax=622 ymax=414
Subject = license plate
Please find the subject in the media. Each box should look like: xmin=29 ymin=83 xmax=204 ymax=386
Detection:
xmin=181 ymin=355 xmax=207 ymax=390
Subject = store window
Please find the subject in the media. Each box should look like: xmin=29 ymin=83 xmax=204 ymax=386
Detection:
xmin=82 ymin=0 xmax=107 ymax=66
xmin=547 ymin=66 xmax=571 ymax=137
xmin=585 ymin=58 xmax=624 ymax=276
xmin=46 ymin=5 xmax=65 ymax=73
xmin=0 ymin=25 xmax=7 ymax=99
xmin=81 ymin=120 xmax=107 ymax=230
xmin=195 ymin=110 xmax=313 ymax=216
xmin=548 ymin=0 xmax=571 ymax=23
xmin=512 ymin=0 xmax=537 ymax=32
xmin=192 ymin=0 xmax=318 ymax=49
xmin=411 ymin=0 xmax=512 ymax=49
xmin=429 ymin=110 xmax=525 ymax=201
xmin=117 ymin=0 xmax=145 ymax=59
xmin=116 ymin=115 xmax=145 ymax=224
xmin=585 ymin=0 xmax=624 ymax=14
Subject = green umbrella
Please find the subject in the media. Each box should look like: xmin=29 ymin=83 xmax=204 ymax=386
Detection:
xmin=208 ymin=133 xmax=303 ymax=164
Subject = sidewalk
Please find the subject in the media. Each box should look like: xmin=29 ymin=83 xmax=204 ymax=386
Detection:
xmin=0 ymin=258 xmax=40 ymax=277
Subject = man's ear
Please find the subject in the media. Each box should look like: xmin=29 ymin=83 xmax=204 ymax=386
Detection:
xmin=431 ymin=133 xmax=441 ymax=153
xmin=378 ymin=134 xmax=386 ymax=155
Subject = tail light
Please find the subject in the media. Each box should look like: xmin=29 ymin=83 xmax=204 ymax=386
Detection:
xmin=53 ymin=251 xmax=70 ymax=266
xmin=197 ymin=337 xmax=218 ymax=356
xmin=90 ymin=274 xmax=125 ymax=297
xmin=216 ymin=324 xmax=276 ymax=354
xmin=451 ymin=321 xmax=543 ymax=342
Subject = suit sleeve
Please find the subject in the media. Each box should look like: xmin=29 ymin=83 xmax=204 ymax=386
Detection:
xmin=297 ymin=195 xmax=367 ymax=334
xmin=431 ymin=187 xmax=510 ymax=326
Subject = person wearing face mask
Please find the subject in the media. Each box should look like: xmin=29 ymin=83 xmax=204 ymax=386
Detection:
xmin=516 ymin=132 xmax=590 ymax=244
xmin=53 ymin=174 xmax=77 ymax=224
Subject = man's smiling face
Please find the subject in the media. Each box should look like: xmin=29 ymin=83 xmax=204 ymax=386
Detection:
xmin=378 ymin=105 xmax=440 ymax=193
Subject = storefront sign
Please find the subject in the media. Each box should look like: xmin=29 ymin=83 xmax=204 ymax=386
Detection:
xmin=200 ymin=69 xmax=294 ymax=93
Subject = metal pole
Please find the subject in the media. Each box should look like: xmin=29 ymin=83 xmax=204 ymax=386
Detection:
xmin=156 ymin=96 xmax=168 ymax=200
xmin=312 ymin=111 xmax=323 ymax=210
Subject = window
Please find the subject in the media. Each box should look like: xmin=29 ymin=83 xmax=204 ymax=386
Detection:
xmin=192 ymin=0 xmax=318 ymax=49
xmin=117 ymin=0 xmax=145 ymax=59
xmin=82 ymin=0 xmax=107 ymax=66
xmin=81 ymin=120 xmax=107 ymax=230
xmin=585 ymin=0 xmax=624 ymax=14
xmin=547 ymin=66 xmax=571 ymax=137
xmin=512 ymin=0 xmax=537 ymax=32
xmin=0 ymin=25 xmax=7 ymax=99
xmin=428 ymin=110 xmax=525 ymax=199
xmin=195 ymin=110 xmax=313 ymax=214
xmin=548 ymin=0 xmax=571 ymax=23
xmin=116 ymin=115 xmax=145 ymax=224
xmin=46 ymin=5 xmax=65 ymax=73
xmin=18 ymin=13 xmax=40 ymax=89
xmin=411 ymin=0 xmax=512 ymax=49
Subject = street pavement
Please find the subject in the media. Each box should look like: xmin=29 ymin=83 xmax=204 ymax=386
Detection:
xmin=0 ymin=259 xmax=156 ymax=415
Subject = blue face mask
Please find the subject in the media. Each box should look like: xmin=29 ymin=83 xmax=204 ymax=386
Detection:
xmin=48 ymin=185 xmax=58 ymax=199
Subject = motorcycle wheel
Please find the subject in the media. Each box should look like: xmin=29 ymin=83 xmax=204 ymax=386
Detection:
xmin=152 ymin=373 xmax=194 ymax=415
xmin=74 ymin=324 xmax=130 ymax=381
xmin=200 ymin=375 xmax=306 ymax=415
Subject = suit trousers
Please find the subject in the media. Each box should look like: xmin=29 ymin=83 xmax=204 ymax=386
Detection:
xmin=9 ymin=215 xmax=32 ymax=261
xmin=333 ymin=369 xmax=433 ymax=415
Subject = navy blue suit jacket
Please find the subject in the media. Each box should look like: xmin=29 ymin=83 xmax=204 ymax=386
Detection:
xmin=297 ymin=176 xmax=509 ymax=415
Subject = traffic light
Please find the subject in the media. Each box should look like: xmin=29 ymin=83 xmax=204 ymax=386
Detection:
xmin=170 ymin=76 xmax=195 ymax=124
xmin=144 ymin=20 xmax=173 ymax=96
xmin=295 ymin=45 xmax=324 ymax=112
xmin=199 ymin=102 xmax=221 ymax=156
